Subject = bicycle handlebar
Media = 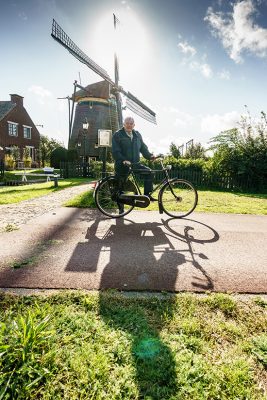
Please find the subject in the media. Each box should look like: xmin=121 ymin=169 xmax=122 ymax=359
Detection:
xmin=125 ymin=155 xmax=164 ymax=167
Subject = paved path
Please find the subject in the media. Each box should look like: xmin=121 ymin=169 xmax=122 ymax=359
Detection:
xmin=0 ymin=189 xmax=266 ymax=293
xmin=0 ymin=183 xmax=94 ymax=230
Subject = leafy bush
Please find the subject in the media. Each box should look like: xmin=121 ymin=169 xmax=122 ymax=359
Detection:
xmin=142 ymin=156 xmax=207 ymax=171
xmin=209 ymin=118 xmax=267 ymax=190
xmin=67 ymin=149 xmax=79 ymax=162
xmin=50 ymin=147 xmax=68 ymax=169
xmin=90 ymin=161 xmax=114 ymax=178
xmin=4 ymin=155 xmax=15 ymax=171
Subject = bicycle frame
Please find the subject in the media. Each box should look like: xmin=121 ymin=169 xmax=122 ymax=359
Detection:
xmin=94 ymin=158 xmax=198 ymax=218
xmin=128 ymin=159 xmax=174 ymax=198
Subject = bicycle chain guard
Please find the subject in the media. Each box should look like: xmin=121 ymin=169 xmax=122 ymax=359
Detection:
xmin=118 ymin=193 xmax=150 ymax=208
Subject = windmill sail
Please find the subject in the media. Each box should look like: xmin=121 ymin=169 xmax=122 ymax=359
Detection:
xmin=51 ymin=19 xmax=156 ymax=124
xmin=51 ymin=19 xmax=113 ymax=85
xmin=124 ymin=91 xmax=156 ymax=124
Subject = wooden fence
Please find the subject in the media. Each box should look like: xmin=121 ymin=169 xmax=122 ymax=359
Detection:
xmin=59 ymin=161 xmax=266 ymax=192
xmin=60 ymin=161 xmax=91 ymax=178
xmin=151 ymin=169 xmax=256 ymax=192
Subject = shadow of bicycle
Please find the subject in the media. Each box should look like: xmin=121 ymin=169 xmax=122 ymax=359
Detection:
xmin=65 ymin=215 xmax=219 ymax=397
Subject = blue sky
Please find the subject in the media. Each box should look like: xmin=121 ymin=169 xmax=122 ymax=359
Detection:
xmin=1 ymin=0 xmax=267 ymax=154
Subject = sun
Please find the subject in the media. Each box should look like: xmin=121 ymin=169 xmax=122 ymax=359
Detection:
xmin=87 ymin=8 xmax=151 ymax=87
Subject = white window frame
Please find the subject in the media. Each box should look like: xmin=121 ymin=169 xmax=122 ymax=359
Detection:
xmin=23 ymin=125 xmax=32 ymax=139
xmin=25 ymin=145 xmax=35 ymax=161
xmin=8 ymin=121 xmax=18 ymax=137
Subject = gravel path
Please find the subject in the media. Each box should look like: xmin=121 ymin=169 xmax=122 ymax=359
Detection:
xmin=0 ymin=183 xmax=95 ymax=230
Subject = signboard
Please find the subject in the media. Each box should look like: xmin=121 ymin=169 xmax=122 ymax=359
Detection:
xmin=98 ymin=129 xmax=112 ymax=147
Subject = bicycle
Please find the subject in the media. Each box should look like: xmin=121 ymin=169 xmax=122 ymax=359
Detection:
xmin=94 ymin=158 xmax=198 ymax=219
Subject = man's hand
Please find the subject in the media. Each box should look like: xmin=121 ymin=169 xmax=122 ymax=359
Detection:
xmin=123 ymin=160 xmax=131 ymax=166
xmin=151 ymin=154 xmax=164 ymax=161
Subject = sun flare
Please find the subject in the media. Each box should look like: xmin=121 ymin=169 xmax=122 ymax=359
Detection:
xmin=88 ymin=8 xmax=151 ymax=87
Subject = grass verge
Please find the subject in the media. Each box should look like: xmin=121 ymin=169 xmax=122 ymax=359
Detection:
xmin=64 ymin=187 xmax=267 ymax=215
xmin=0 ymin=291 xmax=267 ymax=399
xmin=0 ymin=178 xmax=91 ymax=205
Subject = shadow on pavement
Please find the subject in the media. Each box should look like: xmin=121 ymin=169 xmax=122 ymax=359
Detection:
xmin=65 ymin=216 xmax=219 ymax=291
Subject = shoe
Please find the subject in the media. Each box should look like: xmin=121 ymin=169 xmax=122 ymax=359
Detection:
xmin=118 ymin=204 xmax=124 ymax=214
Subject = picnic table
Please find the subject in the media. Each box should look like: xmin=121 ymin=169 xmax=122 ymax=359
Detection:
xmin=14 ymin=168 xmax=61 ymax=187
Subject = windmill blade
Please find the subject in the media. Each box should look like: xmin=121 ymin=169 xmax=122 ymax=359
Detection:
xmin=51 ymin=18 xmax=157 ymax=125
xmin=51 ymin=19 xmax=114 ymax=85
xmin=122 ymin=90 xmax=157 ymax=124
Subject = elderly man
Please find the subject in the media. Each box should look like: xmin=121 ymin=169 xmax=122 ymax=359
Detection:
xmin=112 ymin=116 xmax=156 ymax=200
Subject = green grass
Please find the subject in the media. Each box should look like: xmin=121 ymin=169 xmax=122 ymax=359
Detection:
xmin=1 ymin=176 xmax=266 ymax=214
xmin=64 ymin=187 xmax=267 ymax=215
xmin=0 ymin=291 xmax=267 ymax=399
xmin=0 ymin=178 xmax=91 ymax=205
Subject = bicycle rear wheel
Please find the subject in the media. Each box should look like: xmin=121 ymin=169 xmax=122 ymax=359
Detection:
xmin=94 ymin=176 xmax=137 ymax=218
xmin=159 ymin=178 xmax=198 ymax=218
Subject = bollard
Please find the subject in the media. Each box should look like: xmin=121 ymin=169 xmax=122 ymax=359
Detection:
xmin=54 ymin=174 xmax=58 ymax=187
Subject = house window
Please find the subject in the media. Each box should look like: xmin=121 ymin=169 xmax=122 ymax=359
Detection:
xmin=25 ymin=146 xmax=35 ymax=161
xmin=8 ymin=121 xmax=18 ymax=136
xmin=23 ymin=125 xmax=32 ymax=139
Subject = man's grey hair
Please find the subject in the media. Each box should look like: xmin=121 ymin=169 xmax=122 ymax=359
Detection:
xmin=123 ymin=116 xmax=135 ymax=124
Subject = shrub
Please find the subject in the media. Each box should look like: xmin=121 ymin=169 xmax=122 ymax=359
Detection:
xmin=90 ymin=161 xmax=114 ymax=178
xmin=50 ymin=147 xmax=68 ymax=169
xmin=4 ymin=155 xmax=15 ymax=170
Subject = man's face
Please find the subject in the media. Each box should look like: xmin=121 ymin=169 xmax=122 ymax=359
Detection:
xmin=124 ymin=119 xmax=135 ymax=133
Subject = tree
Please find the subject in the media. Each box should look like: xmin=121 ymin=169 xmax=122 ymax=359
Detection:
xmin=209 ymin=111 xmax=267 ymax=188
xmin=184 ymin=142 xmax=206 ymax=159
xmin=169 ymin=142 xmax=181 ymax=159
xmin=38 ymin=135 xmax=64 ymax=167
xmin=50 ymin=147 xmax=68 ymax=168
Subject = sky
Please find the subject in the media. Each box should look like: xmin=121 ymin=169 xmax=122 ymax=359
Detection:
xmin=1 ymin=0 xmax=267 ymax=155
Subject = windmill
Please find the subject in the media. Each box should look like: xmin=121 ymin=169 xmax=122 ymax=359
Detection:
xmin=51 ymin=17 xmax=156 ymax=158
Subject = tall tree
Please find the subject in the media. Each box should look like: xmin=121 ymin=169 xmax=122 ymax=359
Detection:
xmin=169 ymin=142 xmax=181 ymax=159
xmin=184 ymin=142 xmax=206 ymax=159
xmin=209 ymin=111 xmax=267 ymax=187
xmin=38 ymin=135 xmax=64 ymax=167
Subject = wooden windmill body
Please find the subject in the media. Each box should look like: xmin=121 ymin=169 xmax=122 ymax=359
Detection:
xmin=51 ymin=17 xmax=156 ymax=160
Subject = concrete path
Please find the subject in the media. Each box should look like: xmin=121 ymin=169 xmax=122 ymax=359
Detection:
xmin=0 ymin=207 xmax=266 ymax=293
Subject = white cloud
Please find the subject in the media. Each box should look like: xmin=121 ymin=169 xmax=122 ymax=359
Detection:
xmin=28 ymin=85 xmax=52 ymax=98
xmin=177 ymin=37 xmax=214 ymax=78
xmin=164 ymin=107 xmax=195 ymax=127
xmin=28 ymin=86 xmax=53 ymax=106
xmin=177 ymin=41 xmax=196 ymax=56
xmin=205 ymin=0 xmax=267 ymax=63
xmin=189 ymin=61 xmax=213 ymax=78
xmin=18 ymin=12 xmax=27 ymax=21
xmin=201 ymin=111 xmax=240 ymax=135
xmin=218 ymin=69 xmax=231 ymax=80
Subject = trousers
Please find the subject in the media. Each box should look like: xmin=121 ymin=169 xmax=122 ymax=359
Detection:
xmin=115 ymin=163 xmax=153 ymax=195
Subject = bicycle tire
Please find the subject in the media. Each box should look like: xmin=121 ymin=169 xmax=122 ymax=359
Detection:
xmin=159 ymin=178 xmax=198 ymax=218
xmin=94 ymin=176 xmax=137 ymax=218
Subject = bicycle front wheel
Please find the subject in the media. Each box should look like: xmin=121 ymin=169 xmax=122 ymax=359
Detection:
xmin=159 ymin=179 xmax=198 ymax=218
xmin=94 ymin=176 xmax=137 ymax=218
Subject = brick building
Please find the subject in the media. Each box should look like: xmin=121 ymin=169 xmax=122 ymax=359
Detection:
xmin=0 ymin=94 xmax=40 ymax=163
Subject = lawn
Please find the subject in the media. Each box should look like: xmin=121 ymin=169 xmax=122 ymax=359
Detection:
xmin=0 ymin=291 xmax=267 ymax=399
xmin=0 ymin=178 xmax=92 ymax=205
xmin=64 ymin=187 xmax=267 ymax=215
xmin=1 ymin=177 xmax=266 ymax=214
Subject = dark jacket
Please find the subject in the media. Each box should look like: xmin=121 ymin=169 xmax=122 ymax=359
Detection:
xmin=112 ymin=128 xmax=152 ymax=172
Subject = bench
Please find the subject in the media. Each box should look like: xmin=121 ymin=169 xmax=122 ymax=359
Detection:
xmin=14 ymin=170 xmax=61 ymax=187
xmin=43 ymin=167 xmax=54 ymax=174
